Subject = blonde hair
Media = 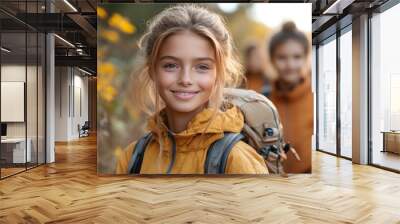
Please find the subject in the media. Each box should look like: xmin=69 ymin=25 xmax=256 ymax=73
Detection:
xmin=130 ymin=4 xmax=244 ymax=171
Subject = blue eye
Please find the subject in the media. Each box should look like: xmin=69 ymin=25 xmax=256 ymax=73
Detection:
xmin=196 ymin=64 xmax=210 ymax=72
xmin=163 ymin=63 xmax=179 ymax=71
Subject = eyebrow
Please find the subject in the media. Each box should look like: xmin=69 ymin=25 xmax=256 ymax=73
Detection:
xmin=158 ymin=55 xmax=215 ymax=62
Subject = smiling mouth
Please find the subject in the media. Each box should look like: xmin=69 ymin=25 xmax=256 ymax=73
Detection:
xmin=170 ymin=90 xmax=200 ymax=100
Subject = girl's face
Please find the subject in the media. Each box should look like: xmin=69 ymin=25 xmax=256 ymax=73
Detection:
xmin=271 ymin=40 xmax=307 ymax=83
xmin=154 ymin=30 xmax=217 ymax=114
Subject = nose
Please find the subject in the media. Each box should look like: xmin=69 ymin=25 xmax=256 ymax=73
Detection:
xmin=178 ymin=67 xmax=193 ymax=86
xmin=287 ymin=58 xmax=299 ymax=71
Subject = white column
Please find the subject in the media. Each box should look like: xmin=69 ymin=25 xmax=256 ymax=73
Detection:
xmin=46 ymin=1 xmax=55 ymax=163
xmin=352 ymin=14 xmax=369 ymax=164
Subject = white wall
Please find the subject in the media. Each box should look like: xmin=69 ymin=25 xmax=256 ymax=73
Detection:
xmin=1 ymin=65 xmax=26 ymax=142
xmin=54 ymin=67 xmax=89 ymax=141
xmin=55 ymin=67 xmax=69 ymax=141
xmin=72 ymin=72 xmax=89 ymax=138
xmin=1 ymin=66 xmax=26 ymax=128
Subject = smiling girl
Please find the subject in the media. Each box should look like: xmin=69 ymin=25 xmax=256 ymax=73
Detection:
xmin=115 ymin=5 xmax=269 ymax=174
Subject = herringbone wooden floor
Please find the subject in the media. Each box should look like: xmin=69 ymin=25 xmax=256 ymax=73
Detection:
xmin=1 ymin=134 xmax=400 ymax=224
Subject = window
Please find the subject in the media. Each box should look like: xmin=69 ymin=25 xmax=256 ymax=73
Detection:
xmin=371 ymin=3 xmax=400 ymax=171
xmin=339 ymin=28 xmax=352 ymax=158
xmin=0 ymin=1 xmax=46 ymax=179
xmin=317 ymin=36 xmax=337 ymax=154
xmin=312 ymin=45 xmax=317 ymax=151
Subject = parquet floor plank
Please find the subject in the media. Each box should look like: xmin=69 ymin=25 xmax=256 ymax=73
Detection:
xmin=0 ymin=134 xmax=399 ymax=223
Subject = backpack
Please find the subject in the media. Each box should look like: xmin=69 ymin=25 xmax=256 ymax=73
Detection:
xmin=127 ymin=88 xmax=298 ymax=175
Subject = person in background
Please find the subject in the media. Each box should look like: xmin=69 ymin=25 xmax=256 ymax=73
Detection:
xmin=243 ymin=44 xmax=272 ymax=97
xmin=268 ymin=21 xmax=313 ymax=173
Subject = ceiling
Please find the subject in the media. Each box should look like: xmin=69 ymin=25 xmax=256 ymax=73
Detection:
xmin=310 ymin=0 xmax=390 ymax=43
xmin=0 ymin=0 xmax=97 ymax=74
xmin=0 ymin=0 xmax=394 ymax=75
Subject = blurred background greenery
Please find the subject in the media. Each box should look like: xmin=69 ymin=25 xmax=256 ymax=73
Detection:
xmin=97 ymin=3 xmax=310 ymax=174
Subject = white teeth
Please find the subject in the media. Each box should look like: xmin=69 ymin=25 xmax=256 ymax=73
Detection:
xmin=171 ymin=90 xmax=199 ymax=99
xmin=177 ymin=92 xmax=193 ymax=95
xmin=172 ymin=91 xmax=198 ymax=95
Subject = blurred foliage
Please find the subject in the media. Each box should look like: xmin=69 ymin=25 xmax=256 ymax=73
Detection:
xmin=97 ymin=3 xmax=274 ymax=174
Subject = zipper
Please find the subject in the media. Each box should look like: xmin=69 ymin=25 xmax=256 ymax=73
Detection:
xmin=166 ymin=130 xmax=176 ymax=174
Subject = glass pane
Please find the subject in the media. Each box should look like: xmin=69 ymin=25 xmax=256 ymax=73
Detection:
xmin=371 ymin=4 xmax=400 ymax=171
xmin=26 ymin=0 xmax=39 ymax=169
xmin=318 ymin=37 xmax=337 ymax=154
xmin=312 ymin=45 xmax=317 ymax=151
xmin=0 ymin=1 xmax=46 ymax=178
xmin=340 ymin=29 xmax=352 ymax=158
xmin=1 ymin=29 xmax=27 ymax=177
xmin=38 ymin=32 xmax=45 ymax=165
xmin=27 ymin=31 xmax=38 ymax=169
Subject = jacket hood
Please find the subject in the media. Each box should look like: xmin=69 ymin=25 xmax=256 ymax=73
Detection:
xmin=146 ymin=104 xmax=244 ymax=152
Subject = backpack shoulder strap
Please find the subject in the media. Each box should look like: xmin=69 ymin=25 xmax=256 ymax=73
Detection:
xmin=204 ymin=132 xmax=244 ymax=174
xmin=127 ymin=133 xmax=153 ymax=174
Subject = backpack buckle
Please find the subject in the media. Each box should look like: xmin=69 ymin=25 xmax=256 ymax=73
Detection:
xmin=263 ymin=127 xmax=274 ymax=137
xmin=259 ymin=145 xmax=280 ymax=161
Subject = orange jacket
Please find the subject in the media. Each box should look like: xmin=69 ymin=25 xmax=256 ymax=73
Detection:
xmin=115 ymin=106 xmax=269 ymax=174
xmin=269 ymin=74 xmax=313 ymax=173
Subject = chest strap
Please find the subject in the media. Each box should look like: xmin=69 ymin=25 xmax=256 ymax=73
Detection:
xmin=127 ymin=132 xmax=244 ymax=174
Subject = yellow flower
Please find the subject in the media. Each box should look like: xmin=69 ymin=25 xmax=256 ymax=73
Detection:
xmin=100 ymin=29 xmax=120 ymax=43
xmin=98 ymin=62 xmax=117 ymax=77
xmin=102 ymin=85 xmax=117 ymax=102
xmin=108 ymin=13 xmax=136 ymax=34
xmin=97 ymin=76 xmax=107 ymax=90
xmin=97 ymin=6 xmax=107 ymax=19
xmin=98 ymin=61 xmax=118 ymax=102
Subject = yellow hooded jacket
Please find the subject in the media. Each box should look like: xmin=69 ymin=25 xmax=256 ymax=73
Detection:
xmin=115 ymin=106 xmax=269 ymax=174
